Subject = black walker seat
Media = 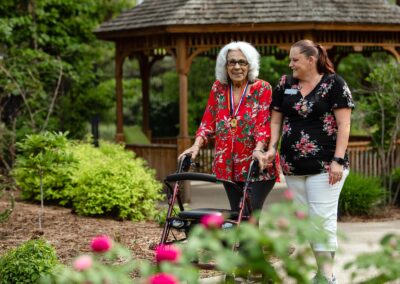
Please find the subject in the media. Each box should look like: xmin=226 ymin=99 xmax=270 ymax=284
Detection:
xmin=159 ymin=154 xmax=259 ymax=249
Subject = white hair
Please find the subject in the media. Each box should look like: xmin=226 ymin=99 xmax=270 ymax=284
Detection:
xmin=215 ymin=41 xmax=260 ymax=84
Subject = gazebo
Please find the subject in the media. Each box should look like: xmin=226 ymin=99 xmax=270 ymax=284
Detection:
xmin=94 ymin=0 xmax=400 ymax=188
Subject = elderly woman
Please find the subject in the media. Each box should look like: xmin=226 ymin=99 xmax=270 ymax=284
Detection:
xmin=179 ymin=41 xmax=279 ymax=215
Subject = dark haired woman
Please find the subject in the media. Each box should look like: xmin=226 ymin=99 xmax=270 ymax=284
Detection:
xmin=264 ymin=39 xmax=354 ymax=284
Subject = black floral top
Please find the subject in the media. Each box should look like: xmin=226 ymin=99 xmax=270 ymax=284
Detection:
xmin=271 ymin=73 xmax=355 ymax=176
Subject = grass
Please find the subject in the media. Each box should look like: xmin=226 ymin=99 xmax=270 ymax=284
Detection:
xmin=91 ymin=123 xmax=151 ymax=144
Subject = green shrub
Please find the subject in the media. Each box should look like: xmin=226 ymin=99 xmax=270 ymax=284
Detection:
xmin=13 ymin=132 xmax=77 ymax=204
xmin=0 ymin=239 xmax=58 ymax=284
xmin=13 ymin=132 xmax=163 ymax=221
xmin=345 ymin=233 xmax=400 ymax=283
xmin=69 ymin=141 xmax=163 ymax=220
xmin=339 ymin=172 xmax=385 ymax=216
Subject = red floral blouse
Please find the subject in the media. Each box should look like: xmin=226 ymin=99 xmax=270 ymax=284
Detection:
xmin=196 ymin=80 xmax=280 ymax=182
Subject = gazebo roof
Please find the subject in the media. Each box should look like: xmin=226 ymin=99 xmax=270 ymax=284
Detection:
xmin=96 ymin=0 xmax=400 ymax=38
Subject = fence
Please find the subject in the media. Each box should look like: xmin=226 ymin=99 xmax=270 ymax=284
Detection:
xmin=125 ymin=143 xmax=178 ymax=181
xmin=347 ymin=141 xmax=400 ymax=177
xmin=126 ymin=139 xmax=399 ymax=180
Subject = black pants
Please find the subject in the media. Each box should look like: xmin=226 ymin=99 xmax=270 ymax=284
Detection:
xmin=224 ymin=180 xmax=276 ymax=215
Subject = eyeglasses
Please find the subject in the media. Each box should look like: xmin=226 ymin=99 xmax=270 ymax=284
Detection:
xmin=227 ymin=59 xmax=248 ymax=67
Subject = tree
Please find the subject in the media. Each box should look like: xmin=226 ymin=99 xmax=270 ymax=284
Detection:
xmin=360 ymin=61 xmax=400 ymax=204
xmin=0 ymin=0 xmax=135 ymax=172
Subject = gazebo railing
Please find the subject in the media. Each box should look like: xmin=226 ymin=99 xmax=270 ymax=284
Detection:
xmin=126 ymin=138 xmax=399 ymax=180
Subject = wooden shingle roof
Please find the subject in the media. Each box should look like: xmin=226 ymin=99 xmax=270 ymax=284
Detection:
xmin=95 ymin=0 xmax=400 ymax=36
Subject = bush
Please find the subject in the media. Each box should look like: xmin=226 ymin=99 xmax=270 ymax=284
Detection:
xmin=68 ymin=141 xmax=163 ymax=220
xmin=13 ymin=132 xmax=163 ymax=221
xmin=339 ymin=172 xmax=385 ymax=216
xmin=0 ymin=239 xmax=58 ymax=284
xmin=345 ymin=233 xmax=400 ymax=283
xmin=42 ymin=197 xmax=327 ymax=284
xmin=391 ymin=167 xmax=400 ymax=206
xmin=13 ymin=132 xmax=77 ymax=204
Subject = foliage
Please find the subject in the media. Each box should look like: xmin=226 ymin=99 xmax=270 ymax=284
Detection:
xmin=345 ymin=233 xmax=400 ymax=283
xmin=13 ymin=131 xmax=162 ymax=220
xmin=0 ymin=239 xmax=58 ymax=284
xmin=13 ymin=131 xmax=76 ymax=229
xmin=338 ymin=172 xmax=385 ymax=216
xmin=69 ymin=140 xmax=163 ymax=220
xmin=0 ymin=174 xmax=15 ymax=223
xmin=391 ymin=167 xmax=400 ymax=206
xmin=0 ymin=0 xmax=135 ymax=173
xmin=40 ymin=198 xmax=330 ymax=284
xmin=357 ymin=60 xmax=400 ymax=204
xmin=259 ymin=55 xmax=290 ymax=87
xmin=13 ymin=132 xmax=77 ymax=203
xmin=150 ymin=59 xmax=180 ymax=137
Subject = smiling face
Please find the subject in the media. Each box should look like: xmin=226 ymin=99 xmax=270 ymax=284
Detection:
xmin=289 ymin=47 xmax=316 ymax=80
xmin=226 ymin=50 xmax=249 ymax=85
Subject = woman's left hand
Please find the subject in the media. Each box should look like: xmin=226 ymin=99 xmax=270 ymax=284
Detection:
xmin=329 ymin=161 xmax=344 ymax=185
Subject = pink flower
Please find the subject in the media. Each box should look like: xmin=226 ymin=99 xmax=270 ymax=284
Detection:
xmin=90 ymin=235 xmax=112 ymax=252
xmin=200 ymin=213 xmax=224 ymax=229
xmin=149 ymin=273 xmax=179 ymax=284
xmin=295 ymin=210 xmax=307 ymax=219
xmin=155 ymin=244 xmax=181 ymax=263
xmin=73 ymin=255 xmax=93 ymax=271
xmin=283 ymin=189 xmax=294 ymax=201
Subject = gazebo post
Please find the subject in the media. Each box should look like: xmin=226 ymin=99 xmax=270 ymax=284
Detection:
xmin=139 ymin=53 xmax=152 ymax=140
xmin=176 ymin=36 xmax=192 ymax=203
xmin=115 ymin=44 xmax=125 ymax=143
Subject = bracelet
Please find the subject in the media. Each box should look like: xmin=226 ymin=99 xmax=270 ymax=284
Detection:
xmin=253 ymin=149 xmax=265 ymax=153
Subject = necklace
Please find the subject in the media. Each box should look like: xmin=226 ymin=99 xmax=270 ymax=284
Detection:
xmin=228 ymin=81 xmax=249 ymax=129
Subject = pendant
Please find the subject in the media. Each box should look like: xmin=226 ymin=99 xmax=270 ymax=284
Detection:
xmin=230 ymin=118 xmax=237 ymax=128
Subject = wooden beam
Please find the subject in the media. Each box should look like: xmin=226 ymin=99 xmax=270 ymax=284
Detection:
xmin=96 ymin=23 xmax=400 ymax=40
xmin=115 ymin=44 xmax=125 ymax=142
xmin=382 ymin=45 xmax=400 ymax=62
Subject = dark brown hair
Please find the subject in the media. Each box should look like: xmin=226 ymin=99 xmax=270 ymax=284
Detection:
xmin=292 ymin=39 xmax=335 ymax=74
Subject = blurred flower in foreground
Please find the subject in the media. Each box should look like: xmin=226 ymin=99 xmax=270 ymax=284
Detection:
xmin=90 ymin=235 xmax=112 ymax=252
xmin=200 ymin=213 xmax=224 ymax=229
xmin=283 ymin=189 xmax=294 ymax=201
xmin=73 ymin=255 xmax=93 ymax=271
xmin=149 ymin=272 xmax=179 ymax=284
xmin=155 ymin=244 xmax=181 ymax=263
xmin=295 ymin=210 xmax=307 ymax=219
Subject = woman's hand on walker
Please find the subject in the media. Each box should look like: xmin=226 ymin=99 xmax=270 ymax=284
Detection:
xmin=178 ymin=144 xmax=200 ymax=161
xmin=263 ymin=149 xmax=276 ymax=169
xmin=252 ymin=149 xmax=267 ymax=170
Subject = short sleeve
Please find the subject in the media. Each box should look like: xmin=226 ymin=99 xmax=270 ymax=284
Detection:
xmin=270 ymin=75 xmax=287 ymax=112
xmin=329 ymin=74 xmax=355 ymax=110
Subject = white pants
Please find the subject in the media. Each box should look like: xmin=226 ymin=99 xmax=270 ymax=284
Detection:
xmin=285 ymin=170 xmax=349 ymax=252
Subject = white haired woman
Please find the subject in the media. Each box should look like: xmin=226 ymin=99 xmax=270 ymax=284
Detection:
xmin=178 ymin=41 xmax=279 ymax=216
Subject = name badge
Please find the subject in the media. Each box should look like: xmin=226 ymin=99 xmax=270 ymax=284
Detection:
xmin=284 ymin=88 xmax=298 ymax=95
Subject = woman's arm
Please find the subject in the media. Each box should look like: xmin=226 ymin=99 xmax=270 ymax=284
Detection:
xmin=263 ymin=110 xmax=283 ymax=167
xmin=329 ymin=107 xmax=352 ymax=184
